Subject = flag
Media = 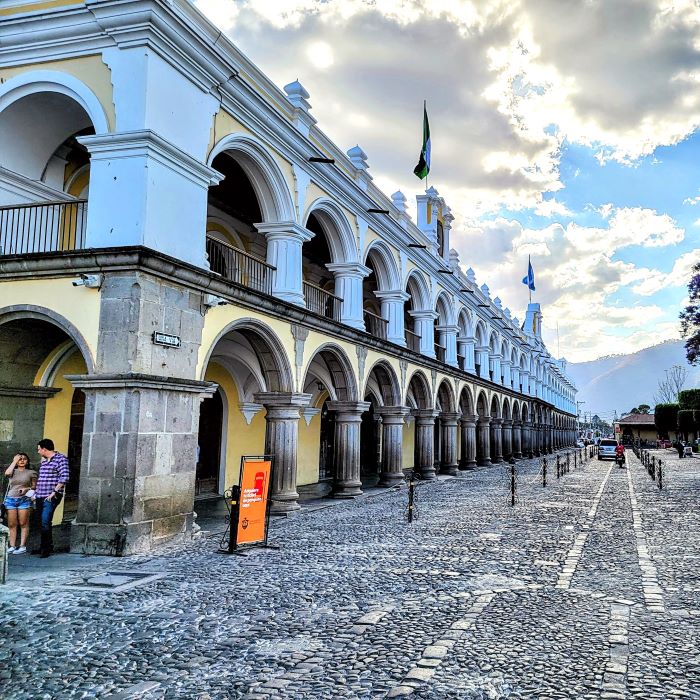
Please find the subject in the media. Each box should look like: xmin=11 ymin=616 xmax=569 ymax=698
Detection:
xmin=413 ymin=101 xmax=431 ymax=180
xmin=522 ymin=256 xmax=535 ymax=291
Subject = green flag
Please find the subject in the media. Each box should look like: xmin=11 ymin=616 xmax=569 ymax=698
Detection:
xmin=413 ymin=101 xmax=431 ymax=180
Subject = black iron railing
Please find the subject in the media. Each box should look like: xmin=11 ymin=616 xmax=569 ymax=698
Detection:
xmin=364 ymin=308 xmax=388 ymax=340
xmin=0 ymin=199 xmax=87 ymax=255
xmin=435 ymin=344 xmax=446 ymax=363
xmin=206 ymin=236 xmax=274 ymax=296
xmin=405 ymin=327 xmax=421 ymax=352
xmin=457 ymin=353 xmax=466 ymax=371
xmin=304 ymin=281 xmax=342 ymax=322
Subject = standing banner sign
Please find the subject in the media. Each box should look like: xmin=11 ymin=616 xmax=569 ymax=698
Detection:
xmin=222 ymin=455 xmax=274 ymax=554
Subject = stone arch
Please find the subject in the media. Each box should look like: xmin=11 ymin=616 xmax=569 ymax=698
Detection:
xmin=405 ymin=370 xmax=431 ymax=409
xmin=363 ymin=240 xmax=400 ymax=291
xmin=304 ymin=198 xmax=358 ymax=264
xmin=476 ymin=390 xmax=489 ymax=417
xmin=475 ymin=320 xmax=488 ymax=347
xmin=405 ymin=269 xmax=431 ymax=310
xmin=459 ymin=385 xmax=475 ymax=415
xmin=435 ymin=291 xmax=455 ymax=325
xmin=303 ymin=344 xmax=359 ymax=402
xmin=436 ymin=379 xmax=456 ymax=413
xmin=490 ymin=394 xmax=501 ymax=418
xmin=364 ymin=359 xmax=401 ymax=406
xmin=208 ymin=132 xmax=295 ymax=222
xmin=199 ymin=318 xmax=294 ymax=393
xmin=502 ymin=397 xmax=512 ymax=420
xmin=457 ymin=307 xmax=473 ymax=336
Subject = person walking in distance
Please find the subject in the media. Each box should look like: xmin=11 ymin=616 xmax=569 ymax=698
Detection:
xmin=34 ymin=439 xmax=69 ymax=558
xmin=3 ymin=453 xmax=38 ymax=554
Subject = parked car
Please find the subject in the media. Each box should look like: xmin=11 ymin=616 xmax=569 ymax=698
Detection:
xmin=576 ymin=440 xmax=585 ymax=448
xmin=656 ymin=439 xmax=672 ymax=448
xmin=598 ymin=438 xmax=618 ymax=460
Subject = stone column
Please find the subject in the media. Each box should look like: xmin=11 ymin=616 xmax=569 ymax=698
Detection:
xmin=414 ymin=409 xmax=439 ymax=479
xmin=439 ymin=412 xmax=460 ymax=475
xmin=326 ymin=262 xmax=371 ymax=330
xmin=512 ymin=420 xmax=522 ymax=458
xmin=436 ymin=325 xmax=459 ymax=367
xmin=501 ymin=360 xmax=512 ymax=389
xmin=378 ymin=406 xmax=409 ymax=486
xmin=255 ymin=392 xmax=312 ymax=514
xmin=257 ymin=222 xmax=313 ymax=306
xmin=502 ymin=418 xmax=513 ymax=461
xmin=459 ymin=415 xmax=478 ymax=469
xmin=410 ymin=310 xmax=439 ymax=358
xmin=533 ymin=425 xmax=541 ymax=457
xmin=489 ymin=354 xmax=502 ymax=384
xmin=374 ymin=290 xmax=410 ymax=346
xmin=491 ymin=417 xmax=504 ymax=463
xmin=511 ymin=366 xmax=520 ymax=392
xmin=476 ymin=346 xmax=490 ymax=380
xmin=477 ymin=417 xmax=491 ymax=466
xmin=522 ymin=421 xmax=531 ymax=458
xmin=457 ymin=336 xmax=476 ymax=373
xmin=330 ymin=401 xmax=370 ymax=497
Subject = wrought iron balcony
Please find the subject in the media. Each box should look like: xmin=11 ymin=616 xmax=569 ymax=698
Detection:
xmin=206 ymin=236 xmax=274 ymax=296
xmin=303 ymin=281 xmax=342 ymax=322
xmin=404 ymin=327 xmax=421 ymax=352
xmin=0 ymin=199 xmax=87 ymax=255
xmin=363 ymin=308 xmax=388 ymax=340
xmin=435 ymin=344 xmax=446 ymax=363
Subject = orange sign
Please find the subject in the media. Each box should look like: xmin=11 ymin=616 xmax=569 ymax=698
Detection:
xmin=236 ymin=459 xmax=272 ymax=545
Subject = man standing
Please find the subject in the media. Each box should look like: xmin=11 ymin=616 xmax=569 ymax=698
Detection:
xmin=34 ymin=438 xmax=69 ymax=558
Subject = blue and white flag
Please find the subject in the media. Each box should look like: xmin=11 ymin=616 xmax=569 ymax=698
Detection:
xmin=522 ymin=257 xmax=535 ymax=291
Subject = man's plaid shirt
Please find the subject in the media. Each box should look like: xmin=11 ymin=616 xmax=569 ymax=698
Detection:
xmin=35 ymin=452 xmax=70 ymax=498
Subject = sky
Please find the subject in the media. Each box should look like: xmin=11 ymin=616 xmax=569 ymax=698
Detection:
xmin=193 ymin=0 xmax=700 ymax=363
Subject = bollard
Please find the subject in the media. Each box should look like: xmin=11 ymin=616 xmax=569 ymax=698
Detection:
xmin=658 ymin=462 xmax=663 ymax=490
xmin=407 ymin=472 xmax=416 ymax=523
xmin=510 ymin=459 xmax=516 ymax=507
xmin=542 ymin=457 xmax=547 ymax=487
xmin=650 ymin=456 xmax=656 ymax=480
xmin=566 ymin=453 xmax=570 ymax=474
xmin=556 ymin=455 xmax=561 ymax=479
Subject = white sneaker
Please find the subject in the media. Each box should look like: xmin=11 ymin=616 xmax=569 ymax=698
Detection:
xmin=12 ymin=546 xmax=26 ymax=554
xmin=7 ymin=546 xmax=16 ymax=553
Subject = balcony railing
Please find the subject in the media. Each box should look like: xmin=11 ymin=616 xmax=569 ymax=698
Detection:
xmin=206 ymin=236 xmax=274 ymax=296
xmin=435 ymin=344 xmax=446 ymax=363
xmin=0 ymin=199 xmax=87 ymax=255
xmin=304 ymin=281 xmax=342 ymax=322
xmin=405 ymin=327 xmax=421 ymax=352
xmin=364 ymin=308 xmax=388 ymax=340
xmin=457 ymin=353 xmax=466 ymax=371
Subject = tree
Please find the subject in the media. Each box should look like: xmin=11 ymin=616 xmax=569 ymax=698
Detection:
xmin=655 ymin=403 xmax=679 ymax=439
xmin=653 ymin=365 xmax=688 ymax=404
xmin=638 ymin=404 xmax=651 ymax=414
xmin=680 ymin=261 xmax=700 ymax=365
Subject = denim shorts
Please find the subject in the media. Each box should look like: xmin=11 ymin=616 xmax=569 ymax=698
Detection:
xmin=3 ymin=496 xmax=33 ymax=510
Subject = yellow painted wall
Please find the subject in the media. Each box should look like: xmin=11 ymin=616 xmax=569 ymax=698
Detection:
xmin=402 ymin=419 xmax=415 ymax=470
xmin=297 ymin=411 xmax=321 ymax=485
xmin=0 ymin=279 xmax=100 ymax=369
xmin=41 ymin=350 xmax=87 ymax=524
xmin=0 ymin=55 xmax=115 ymax=131
xmin=0 ymin=1 xmax=80 ymax=16
xmin=203 ymin=362 xmax=265 ymax=489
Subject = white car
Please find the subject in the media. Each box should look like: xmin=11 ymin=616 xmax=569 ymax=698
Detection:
xmin=598 ymin=439 xmax=618 ymax=460
xmin=576 ymin=440 xmax=585 ymax=448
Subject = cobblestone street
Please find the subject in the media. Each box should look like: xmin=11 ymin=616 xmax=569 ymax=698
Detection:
xmin=2 ymin=449 xmax=700 ymax=700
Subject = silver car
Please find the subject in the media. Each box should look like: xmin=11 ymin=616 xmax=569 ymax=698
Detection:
xmin=598 ymin=439 xmax=618 ymax=460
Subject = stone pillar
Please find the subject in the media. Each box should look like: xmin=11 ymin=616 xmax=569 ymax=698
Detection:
xmin=522 ymin=421 xmax=532 ymax=458
xmin=414 ymin=409 xmax=439 ymax=479
xmin=375 ymin=290 xmax=410 ymax=346
xmin=410 ymin=310 xmax=439 ymax=358
xmin=257 ymin=222 xmax=313 ymax=306
xmin=521 ymin=372 xmax=530 ymax=395
xmin=326 ymin=262 xmax=371 ymax=330
xmin=459 ymin=415 xmax=478 ymax=469
xmin=255 ymin=392 xmax=311 ymax=514
xmin=378 ymin=406 xmax=409 ymax=486
xmin=439 ymin=412 xmax=460 ymax=475
xmin=533 ymin=425 xmax=541 ymax=457
xmin=501 ymin=360 xmax=512 ymax=389
xmin=489 ymin=354 xmax=502 ymax=384
xmin=436 ymin=325 xmax=459 ymax=367
xmin=502 ymin=418 xmax=513 ymax=461
xmin=477 ymin=417 xmax=491 ymax=466
xmin=476 ymin=346 xmax=490 ymax=379
xmin=457 ymin=336 xmax=476 ymax=373
xmin=512 ymin=420 xmax=522 ymax=458
xmin=491 ymin=417 xmax=504 ymax=463
xmin=330 ymin=401 xmax=370 ymax=497
xmin=511 ymin=366 xmax=520 ymax=392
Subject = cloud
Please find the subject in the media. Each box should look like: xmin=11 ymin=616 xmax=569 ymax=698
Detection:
xmin=631 ymin=249 xmax=700 ymax=296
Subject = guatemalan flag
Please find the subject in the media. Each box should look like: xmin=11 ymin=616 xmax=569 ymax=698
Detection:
xmin=522 ymin=256 xmax=535 ymax=291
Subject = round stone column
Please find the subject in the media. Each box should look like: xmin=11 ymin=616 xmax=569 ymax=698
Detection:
xmin=413 ymin=409 xmax=439 ymax=480
xmin=512 ymin=420 xmax=522 ymax=459
xmin=330 ymin=401 xmax=370 ymax=498
xmin=255 ymin=392 xmax=312 ymax=514
xmin=378 ymin=406 xmax=409 ymax=486
xmin=523 ymin=421 xmax=533 ymax=458
xmin=439 ymin=412 xmax=460 ymax=475
xmin=533 ymin=425 xmax=541 ymax=457
xmin=459 ymin=414 xmax=478 ymax=470
xmin=491 ymin=418 xmax=504 ymax=463
xmin=477 ymin=416 xmax=492 ymax=466
xmin=502 ymin=418 xmax=513 ymax=461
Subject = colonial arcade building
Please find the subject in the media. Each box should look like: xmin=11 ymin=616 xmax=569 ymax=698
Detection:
xmin=0 ymin=0 xmax=577 ymax=555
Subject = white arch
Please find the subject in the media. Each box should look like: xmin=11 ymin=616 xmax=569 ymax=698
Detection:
xmin=208 ymin=132 xmax=295 ymax=222
xmin=363 ymin=240 xmax=401 ymax=290
xmin=405 ymin=269 xmax=431 ymax=310
xmin=304 ymin=197 xmax=358 ymax=264
xmin=0 ymin=70 xmax=109 ymax=135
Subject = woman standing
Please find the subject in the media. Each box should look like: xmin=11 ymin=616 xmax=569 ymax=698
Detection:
xmin=3 ymin=453 xmax=38 ymax=554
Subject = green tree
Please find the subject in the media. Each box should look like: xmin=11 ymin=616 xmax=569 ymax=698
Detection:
xmin=655 ymin=403 xmax=679 ymax=439
xmin=680 ymin=261 xmax=700 ymax=365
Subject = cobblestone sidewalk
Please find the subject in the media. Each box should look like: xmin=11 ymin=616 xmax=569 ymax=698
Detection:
xmin=1 ymin=449 xmax=699 ymax=699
